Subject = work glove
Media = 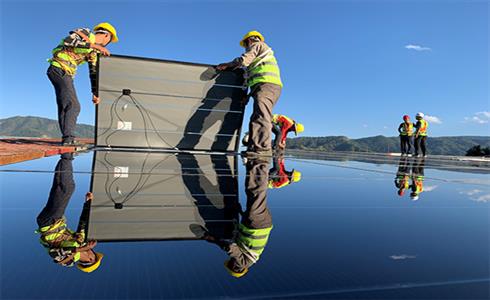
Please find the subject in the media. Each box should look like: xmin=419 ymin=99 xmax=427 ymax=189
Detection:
xmin=92 ymin=95 xmax=100 ymax=105
xmin=90 ymin=44 xmax=111 ymax=56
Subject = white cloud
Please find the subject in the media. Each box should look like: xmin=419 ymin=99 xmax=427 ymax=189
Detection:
xmin=405 ymin=44 xmax=432 ymax=51
xmin=459 ymin=189 xmax=482 ymax=196
xmin=424 ymin=115 xmax=442 ymax=124
xmin=464 ymin=111 xmax=490 ymax=124
xmin=390 ymin=254 xmax=416 ymax=260
xmin=424 ymin=185 xmax=438 ymax=192
xmin=459 ymin=189 xmax=490 ymax=203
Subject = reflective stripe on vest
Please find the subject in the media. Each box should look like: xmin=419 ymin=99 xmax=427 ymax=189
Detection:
xmin=48 ymin=33 xmax=96 ymax=77
xmin=400 ymin=122 xmax=413 ymax=136
xmin=418 ymin=120 xmax=428 ymax=136
xmin=237 ymin=224 xmax=272 ymax=256
xmin=247 ymin=50 xmax=283 ymax=88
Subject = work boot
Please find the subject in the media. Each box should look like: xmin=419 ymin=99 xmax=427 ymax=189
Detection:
xmin=62 ymin=140 xmax=87 ymax=147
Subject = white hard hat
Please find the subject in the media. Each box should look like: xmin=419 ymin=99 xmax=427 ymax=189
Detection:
xmin=416 ymin=112 xmax=424 ymax=118
xmin=411 ymin=195 xmax=419 ymax=201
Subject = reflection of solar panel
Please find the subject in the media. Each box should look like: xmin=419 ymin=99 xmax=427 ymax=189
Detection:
xmin=87 ymin=150 xmax=240 ymax=241
xmin=95 ymin=55 xmax=246 ymax=152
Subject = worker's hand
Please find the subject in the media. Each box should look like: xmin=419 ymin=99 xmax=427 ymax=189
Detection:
xmin=92 ymin=95 xmax=100 ymax=105
xmin=85 ymin=192 xmax=93 ymax=202
xmin=86 ymin=240 xmax=97 ymax=249
xmin=90 ymin=44 xmax=111 ymax=56
xmin=216 ymin=63 xmax=231 ymax=71
xmin=278 ymin=141 xmax=286 ymax=149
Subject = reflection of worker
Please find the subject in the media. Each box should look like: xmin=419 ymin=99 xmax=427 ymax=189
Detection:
xmin=271 ymin=114 xmax=304 ymax=150
xmin=410 ymin=158 xmax=425 ymax=201
xmin=217 ymin=31 xmax=282 ymax=157
xmin=47 ymin=23 xmax=117 ymax=146
xmin=394 ymin=157 xmax=411 ymax=196
xmin=398 ymin=115 xmax=413 ymax=156
xmin=268 ymin=156 xmax=302 ymax=189
xmin=35 ymin=153 xmax=103 ymax=272
xmin=413 ymin=112 xmax=429 ymax=158
xmin=198 ymin=158 xmax=273 ymax=278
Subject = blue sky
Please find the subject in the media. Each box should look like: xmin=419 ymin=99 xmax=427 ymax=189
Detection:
xmin=0 ymin=0 xmax=488 ymax=138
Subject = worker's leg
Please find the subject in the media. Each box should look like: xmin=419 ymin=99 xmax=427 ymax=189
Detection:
xmin=407 ymin=136 xmax=412 ymax=155
xmin=414 ymin=137 xmax=420 ymax=156
xmin=400 ymin=136 xmax=406 ymax=154
xmin=248 ymin=84 xmax=282 ymax=152
xmin=242 ymin=158 xmax=272 ymax=229
xmin=36 ymin=153 xmax=75 ymax=228
xmin=421 ymin=136 xmax=427 ymax=156
xmin=47 ymin=66 xmax=81 ymax=143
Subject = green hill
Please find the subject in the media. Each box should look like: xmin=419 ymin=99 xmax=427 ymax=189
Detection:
xmin=287 ymin=135 xmax=490 ymax=156
xmin=0 ymin=116 xmax=94 ymax=138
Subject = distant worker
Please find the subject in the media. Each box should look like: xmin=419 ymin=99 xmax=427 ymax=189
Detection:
xmin=217 ymin=31 xmax=282 ymax=157
xmin=268 ymin=156 xmax=302 ymax=189
xmin=36 ymin=153 xmax=103 ymax=272
xmin=410 ymin=157 xmax=426 ymax=201
xmin=398 ymin=115 xmax=413 ymax=156
xmin=272 ymin=114 xmax=304 ymax=150
xmin=47 ymin=23 xmax=118 ymax=146
xmin=394 ymin=156 xmax=411 ymax=197
xmin=413 ymin=112 xmax=428 ymax=157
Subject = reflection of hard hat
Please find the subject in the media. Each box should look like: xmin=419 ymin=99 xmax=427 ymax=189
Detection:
xmin=77 ymin=252 xmax=104 ymax=273
xmin=410 ymin=193 xmax=419 ymax=201
xmin=294 ymin=123 xmax=304 ymax=135
xmin=403 ymin=115 xmax=410 ymax=121
xmin=224 ymin=260 xmax=248 ymax=278
xmin=240 ymin=31 xmax=264 ymax=47
xmin=416 ymin=112 xmax=424 ymax=119
xmin=398 ymin=189 xmax=405 ymax=196
xmin=93 ymin=22 xmax=118 ymax=43
xmin=291 ymin=170 xmax=302 ymax=183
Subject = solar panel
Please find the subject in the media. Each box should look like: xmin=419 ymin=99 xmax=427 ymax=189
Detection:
xmin=95 ymin=55 xmax=246 ymax=152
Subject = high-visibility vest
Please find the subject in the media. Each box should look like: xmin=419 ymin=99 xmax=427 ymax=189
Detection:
xmin=396 ymin=175 xmax=410 ymax=189
xmin=400 ymin=122 xmax=413 ymax=136
xmin=48 ymin=31 xmax=97 ymax=77
xmin=268 ymin=176 xmax=290 ymax=189
xmin=413 ymin=177 xmax=424 ymax=193
xmin=237 ymin=224 xmax=272 ymax=257
xmin=417 ymin=120 xmax=428 ymax=136
xmin=247 ymin=47 xmax=283 ymax=88
xmin=36 ymin=218 xmax=84 ymax=263
xmin=272 ymin=114 xmax=294 ymax=128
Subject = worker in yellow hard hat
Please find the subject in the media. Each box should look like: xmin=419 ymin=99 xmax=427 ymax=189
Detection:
xmin=47 ymin=22 xmax=118 ymax=146
xmin=271 ymin=114 xmax=304 ymax=151
xmin=36 ymin=154 xmax=103 ymax=272
xmin=217 ymin=30 xmax=283 ymax=157
xmin=268 ymin=156 xmax=302 ymax=189
xmin=197 ymin=158 xmax=273 ymax=278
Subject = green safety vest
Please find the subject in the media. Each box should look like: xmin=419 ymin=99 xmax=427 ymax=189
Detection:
xmin=237 ymin=223 xmax=272 ymax=257
xmin=247 ymin=48 xmax=283 ymax=88
xmin=417 ymin=119 xmax=428 ymax=136
xmin=36 ymin=218 xmax=84 ymax=263
xmin=48 ymin=32 xmax=97 ymax=77
xmin=400 ymin=122 xmax=413 ymax=136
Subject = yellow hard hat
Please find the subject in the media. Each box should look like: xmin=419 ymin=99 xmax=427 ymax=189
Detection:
xmin=77 ymin=252 xmax=104 ymax=273
xmin=240 ymin=30 xmax=264 ymax=47
xmin=294 ymin=123 xmax=304 ymax=135
xmin=224 ymin=260 xmax=248 ymax=278
xmin=93 ymin=22 xmax=118 ymax=43
xmin=291 ymin=170 xmax=302 ymax=183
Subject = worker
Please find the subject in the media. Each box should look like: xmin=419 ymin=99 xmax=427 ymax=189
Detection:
xmin=272 ymin=114 xmax=304 ymax=150
xmin=398 ymin=115 xmax=413 ymax=156
xmin=217 ymin=31 xmax=283 ymax=157
xmin=35 ymin=153 xmax=103 ymax=272
xmin=268 ymin=155 xmax=302 ymax=189
xmin=410 ymin=157 xmax=425 ymax=201
xmin=197 ymin=158 xmax=273 ymax=278
xmin=47 ymin=23 xmax=118 ymax=146
xmin=394 ymin=156 xmax=411 ymax=197
xmin=413 ymin=112 xmax=429 ymax=157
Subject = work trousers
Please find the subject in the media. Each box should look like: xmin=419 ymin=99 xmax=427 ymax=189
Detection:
xmin=47 ymin=65 xmax=80 ymax=143
xmin=414 ymin=136 xmax=427 ymax=156
xmin=400 ymin=135 xmax=412 ymax=154
xmin=242 ymin=158 xmax=272 ymax=229
xmin=248 ymin=83 xmax=282 ymax=152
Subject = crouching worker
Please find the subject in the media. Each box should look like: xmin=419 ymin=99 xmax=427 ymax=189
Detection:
xmin=272 ymin=114 xmax=304 ymax=151
xmin=35 ymin=153 xmax=103 ymax=273
xmin=47 ymin=23 xmax=118 ymax=146
xmin=268 ymin=155 xmax=302 ymax=189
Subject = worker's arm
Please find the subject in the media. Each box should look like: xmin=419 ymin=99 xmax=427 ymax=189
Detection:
xmin=414 ymin=121 xmax=420 ymax=137
xmin=88 ymin=53 xmax=100 ymax=104
xmin=63 ymin=28 xmax=92 ymax=48
xmin=398 ymin=123 xmax=403 ymax=134
xmin=216 ymin=43 xmax=262 ymax=70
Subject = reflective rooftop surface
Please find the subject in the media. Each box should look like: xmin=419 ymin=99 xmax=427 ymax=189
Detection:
xmin=1 ymin=150 xmax=489 ymax=299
